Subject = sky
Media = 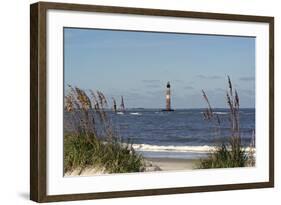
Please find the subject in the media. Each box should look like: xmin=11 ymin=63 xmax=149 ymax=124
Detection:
xmin=64 ymin=28 xmax=255 ymax=109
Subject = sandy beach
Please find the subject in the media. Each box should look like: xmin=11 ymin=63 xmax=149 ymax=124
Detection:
xmin=65 ymin=157 xmax=199 ymax=176
xmin=145 ymin=158 xmax=199 ymax=171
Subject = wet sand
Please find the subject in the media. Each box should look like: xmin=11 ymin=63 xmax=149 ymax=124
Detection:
xmin=146 ymin=157 xmax=199 ymax=171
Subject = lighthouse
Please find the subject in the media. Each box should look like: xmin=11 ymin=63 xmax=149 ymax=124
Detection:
xmin=162 ymin=81 xmax=174 ymax=111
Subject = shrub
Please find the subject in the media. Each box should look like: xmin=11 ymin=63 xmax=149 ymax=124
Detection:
xmin=198 ymin=76 xmax=254 ymax=169
xmin=64 ymin=86 xmax=144 ymax=174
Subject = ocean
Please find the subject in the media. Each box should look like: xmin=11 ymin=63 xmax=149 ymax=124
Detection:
xmin=64 ymin=108 xmax=255 ymax=160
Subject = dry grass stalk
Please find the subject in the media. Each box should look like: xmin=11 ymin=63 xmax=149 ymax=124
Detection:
xmin=202 ymin=90 xmax=221 ymax=142
xmin=226 ymin=76 xmax=241 ymax=155
xmin=199 ymin=76 xmax=253 ymax=168
xmin=64 ymin=86 xmax=143 ymax=173
xmin=65 ymin=86 xmax=131 ymax=144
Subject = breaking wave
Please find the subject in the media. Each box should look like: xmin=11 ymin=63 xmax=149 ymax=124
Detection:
xmin=132 ymin=144 xmax=254 ymax=153
xmin=200 ymin=111 xmax=228 ymax=115
xmin=130 ymin=112 xmax=142 ymax=115
xmin=132 ymin=144 xmax=216 ymax=153
xmin=213 ymin=112 xmax=228 ymax=115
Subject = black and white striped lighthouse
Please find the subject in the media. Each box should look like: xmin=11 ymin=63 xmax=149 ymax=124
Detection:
xmin=162 ymin=81 xmax=174 ymax=111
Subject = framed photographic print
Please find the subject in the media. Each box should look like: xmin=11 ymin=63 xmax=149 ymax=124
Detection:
xmin=30 ymin=1 xmax=274 ymax=202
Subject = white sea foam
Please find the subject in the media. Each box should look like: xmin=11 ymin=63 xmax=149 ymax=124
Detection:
xmin=130 ymin=112 xmax=142 ymax=115
xmin=116 ymin=112 xmax=124 ymax=115
xmin=132 ymin=144 xmax=216 ymax=153
xmin=213 ymin=112 xmax=228 ymax=115
xmin=132 ymin=144 xmax=254 ymax=153
xmin=200 ymin=111 xmax=228 ymax=115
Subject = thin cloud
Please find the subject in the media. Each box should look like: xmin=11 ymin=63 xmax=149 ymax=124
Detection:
xmin=146 ymin=90 xmax=163 ymax=96
xmin=183 ymin=85 xmax=194 ymax=90
xmin=239 ymin=89 xmax=255 ymax=95
xmin=146 ymin=84 xmax=161 ymax=88
xmin=196 ymin=75 xmax=222 ymax=80
xmin=214 ymin=88 xmax=225 ymax=93
xmin=173 ymin=80 xmax=184 ymax=83
xmin=142 ymin=80 xmax=162 ymax=89
xmin=239 ymin=77 xmax=255 ymax=81
xmin=130 ymin=88 xmax=141 ymax=92
xmin=142 ymin=80 xmax=161 ymax=83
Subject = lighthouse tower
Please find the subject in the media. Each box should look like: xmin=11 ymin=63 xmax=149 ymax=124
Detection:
xmin=163 ymin=81 xmax=174 ymax=111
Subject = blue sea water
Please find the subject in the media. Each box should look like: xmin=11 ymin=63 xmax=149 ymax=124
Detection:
xmin=65 ymin=108 xmax=255 ymax=159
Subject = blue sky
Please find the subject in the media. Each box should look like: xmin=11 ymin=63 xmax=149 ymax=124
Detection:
xmin=64 ymin=28 xmax=255 ymax=108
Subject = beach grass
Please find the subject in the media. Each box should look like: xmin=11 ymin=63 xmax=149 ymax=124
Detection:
xmin=63 ymin=78 xmax=255 ymax=174
xmin=198 ymin=76 xmax=255 ymax=169
xmin=64 ymin=86 xmax=144 ymax=174
xmin=197 ymin=144 xmax=248 ymax=169
xmin=64 ymin=133 xmax=143 ymax=174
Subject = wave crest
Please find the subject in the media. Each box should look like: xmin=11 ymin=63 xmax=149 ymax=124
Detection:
xmin=132 ymin=144 xmax=216 ymax=153
xmin=130 ymin=112 xmax=142 ymax=115
xmin=132 ymin=144 xmax=254 ymax=153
